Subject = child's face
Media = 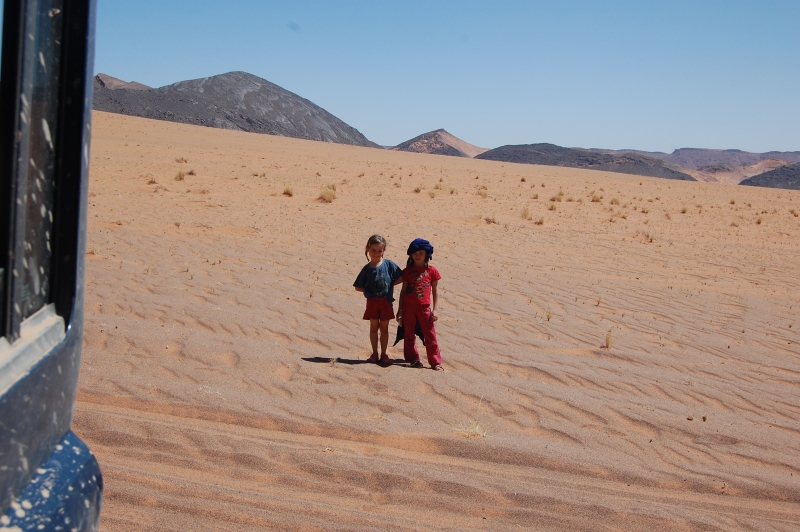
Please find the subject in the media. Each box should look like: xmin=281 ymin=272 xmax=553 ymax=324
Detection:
xmin=411 ymin=249 xmax=427 ymax=266
xmin=367 ymin=243 xmax=385 ymax=263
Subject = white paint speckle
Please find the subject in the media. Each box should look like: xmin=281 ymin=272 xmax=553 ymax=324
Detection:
xmin=72 ymin=446 xmax=81 ymax=455
xmin=20 ymin=500 xmax=32 ymax=510
xmin=41 ymin=488 xmax=50 ymax=498
xmin=84 ymin=498 xmax=90 ymax=508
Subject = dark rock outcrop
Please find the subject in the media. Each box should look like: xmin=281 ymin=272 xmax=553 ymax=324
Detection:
xmin=740 ymin=163 xmax=800 ymax=190
xmin=93 ymin=71 xmax=378 ymax=147
xmin=476 ymin=143 xmax=696 ymax=181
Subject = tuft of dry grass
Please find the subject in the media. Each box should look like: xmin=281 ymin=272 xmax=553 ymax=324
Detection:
xmin=591 ymin=194 xmax=602 ymax=203
xmin=641 ymin=207 xmax=649 ymax=214
xmin=730 ymin=221 xmax=739 ymax=227
xmin=605 ymin=328 xmax=614 ymax=349
xmin=428 ymin=191 xmax=435 ymax=198
xmin=756 ymin=217 xmax=762 ymax=225
xmin=532 ymin=193 xmax=539 ymax=200
xmin=147 ymin=176 xmax=157 ymax=185
xmin=548 ymin=204 xmax=557 ymax=211
xmin=283 ymin=186 xmax=293 ymax=197
xmin=521 ymin=204 xmax=532 ymax=220
xmin=730 ymin=199 xmax=736 ymax=205
xmin=414 ymin=186 xmax=422 ymax=193
xmin=610 ymin=197 xmax=620 ymax=205
xmin=680 ymin=207 xmax=688 ymax=214
xmin=484 ymin=216 xmax=498 ymax=225
xmin=449 ymin=187 xmax=458 ymax=195
xmin=790 ymin=209 xmax=798 ymax=217
xmin=174 ymin=221 xmax=181 ymax=228
xmin=175 ymin=157 xmax=188 ymax=163
xmin=318 ymin=184 xmax=336 ymax=203
xmin=477 ymin=189 xmax=488 ymax=198
xmin=433 ymin=183 xmax=442 ymax=190
xmin=174 ymin=171 xmax=185 ymax=181
xmin=545 ymin=310 xmax=552 ymax=321
xmin=534 ymin=217 xmax=544 ymax=225
xmin=187 ymin=169 xmax=196 ymax=176
xmin=455 ymin=420 xmax=487 ymax=439
xmin=521 ymin=177 xmax=526 ymax=182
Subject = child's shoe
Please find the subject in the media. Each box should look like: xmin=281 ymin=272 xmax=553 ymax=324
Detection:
xmin=367 ymin=353 xmax=379 ymax=364
xmin=410 ymin=361 xmax=424 ymax=368
xmin=379 ymin=354 xmax=393 ymax=366
xmin=432 ymin=364 xmax=444 ymax=371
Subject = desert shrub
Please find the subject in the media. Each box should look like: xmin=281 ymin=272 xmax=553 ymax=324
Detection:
xmin=175 ymin=157 xmax=188 ymax=163
xmin=187 ymin=169 xmax=196 ymax=176
xmin=610 ymin=197 xmax=620 ymax=205
xmin=319 ymin=184 xmax=336 ymax=203
xmin=283 ymin=186 xmax=293 ymax=197
xmin=534 ymin=217 xmax=544 ymax=225
xmin=484 ymin=216 xmax=498 ymax=225
xmin=521 ymin=204 xmax=532 ymax=220
xmin=174 ymin=171 xmax=185 ymax=181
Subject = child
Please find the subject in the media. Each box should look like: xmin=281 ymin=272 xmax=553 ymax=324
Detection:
xmin=353 ymin=235 xmax=404 ymax=365
xmin=397 ymin=238 xmax=443 ymax=370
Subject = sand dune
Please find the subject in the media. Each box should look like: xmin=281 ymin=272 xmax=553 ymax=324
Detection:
xmin=76 ymin=111 xmax=800 ymax=530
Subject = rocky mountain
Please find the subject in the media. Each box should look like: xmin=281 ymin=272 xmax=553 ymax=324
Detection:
xmin=739 ymin=163 xmax=800 ymax=190
xmin=686 ymin=159 xmax=789 ymax=185
xmin=93 ymin=73 xmax=151 ymax=91
xmin=476 ymin=143 xmax=696 ymax=181
xmin=92 ymin=71 xmax=378 ymax=148
xmin=598 ymin=147 xmax=800 ymax=170
xmin=392 ymin=129 xmax=488 ymax=158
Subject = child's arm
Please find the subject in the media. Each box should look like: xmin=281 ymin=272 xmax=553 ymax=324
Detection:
xmin=397 ymin=281 xmax=407 ymax=323
xmin=431 ymin=280 xmax=438 ymax=321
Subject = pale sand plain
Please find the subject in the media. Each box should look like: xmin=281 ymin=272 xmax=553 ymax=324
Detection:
xmin=76 ymin=111 xmax=800 ymax=531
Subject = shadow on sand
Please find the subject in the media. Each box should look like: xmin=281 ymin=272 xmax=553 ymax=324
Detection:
xmin=301 ymin=356 xmax=413 ymax=367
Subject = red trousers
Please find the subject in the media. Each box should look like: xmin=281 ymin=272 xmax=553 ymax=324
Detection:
xmin=403 ymin=304 xmax=441 ymax=366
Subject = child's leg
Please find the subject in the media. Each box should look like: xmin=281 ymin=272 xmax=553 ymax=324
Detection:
xmin=403 ymin=306 xmax=421 ymax=362
xmin=369 ymin=319 xmax=380 ymax=356
xmin=418 ymin=306 xmax=442 ymax=366
xmin=379 ymin=319 xmax=390 ymax=355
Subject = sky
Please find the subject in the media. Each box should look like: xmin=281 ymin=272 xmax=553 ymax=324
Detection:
xmin=94 ymin=1 xmax=800 ymax=153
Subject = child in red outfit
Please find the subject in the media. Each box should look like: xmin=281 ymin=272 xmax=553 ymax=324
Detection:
xmin=397 ymin=238 xmax=443 ymax=370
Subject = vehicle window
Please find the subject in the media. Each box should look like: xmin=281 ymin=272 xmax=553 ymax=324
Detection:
xmin=4 ymin=0 xmax=63 ymax=341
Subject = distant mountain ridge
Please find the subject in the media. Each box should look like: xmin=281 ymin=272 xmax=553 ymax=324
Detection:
xmin=392 ymin=129 xmax=488 ymax=158
xmin=739 ymin=163 xmax=800 ymax=190
xmin=476 ymin=143 xmax=696 ymax=181
xmin=92 ymin=71 xmax=378 ymax=148
xmin=596 ymin=147 xmax=800 ymax=170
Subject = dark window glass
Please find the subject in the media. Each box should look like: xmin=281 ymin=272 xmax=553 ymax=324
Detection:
xmin=7 ymin=0 xmax=63 ymax=340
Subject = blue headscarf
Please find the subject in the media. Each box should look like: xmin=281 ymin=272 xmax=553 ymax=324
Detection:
xmin=407 ymin=238 xmax=434 ymax=259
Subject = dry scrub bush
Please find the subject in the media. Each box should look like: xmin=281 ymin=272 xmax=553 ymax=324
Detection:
xmin=319 ymin=185 xmax=336 ymax=203
xmin=414 ymin=186 xmax=422 ymax=193
xmin=521 ymin=177 xmax=526 ymax=182
xmin=610 ymin=197 xmax=620 ymax=205
xmin=283 ymin=186 xmax=293 ymax=197
xmin=455 ymin=420 xmax=487 ymax=439
xmin=533 ymin=193 xmax=539 ymax=199
xmin=591 ymin=194 xmax=602 ymax=203
xmin=187 ymin=169 xmax=196 ymax=176
xmin=521 ymin=204 xmax=532 ymax=220
xmin=730 ymin=221 xmax=739 ymax=227
xmin=605 ymin=328 xmax=614 ymax=349
xmin=484 ymin=216 xmax=498 ymax=225
xmin=730 ymin=199 xmax=736 ymax=205
xmin=477 ymin=189 xmax=488 ymax=198
xmin=791 ymin=209 xmax=798 ymax=217
xmin=548 ymin=204 xmax=557 ymax=211
xmin=433 ymin=183 xmax=442 ymax=190
xmin=174 ymin=171 xmax=185 ymax=181
xmin=680 ymin=207 xmax=688 ymax=214
xmin=641 ymin=207 xmax=649 ymax=214
xmin=756 ymin=217 xmax=762 ymax=225
xmin=449 ymin=187 xmax=458 ymax=195
xmin=175 ymin=157 xmax=188 ymax=163
xmin=147 ymin=176 xmax=157 ymax=185
xmin=534 ymin=217 xmax=544 ymax=225
xmin=428 ymin=191 xmax=436 ymax=198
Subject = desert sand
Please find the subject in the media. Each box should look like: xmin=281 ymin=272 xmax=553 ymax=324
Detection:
xmin=76 ymin=111 xmax=800 ymax=531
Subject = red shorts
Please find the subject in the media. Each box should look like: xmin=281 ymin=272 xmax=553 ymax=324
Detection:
xmin=362 ymin=298 xmax=395 ymax=321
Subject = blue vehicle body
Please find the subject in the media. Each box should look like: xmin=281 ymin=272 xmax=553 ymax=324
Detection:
xmin=0 ymin=0 xmax=102 ymax=530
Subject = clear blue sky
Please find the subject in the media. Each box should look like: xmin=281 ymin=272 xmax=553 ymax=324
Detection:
xmin=95 ymin=1 xmax=800 ymax=153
